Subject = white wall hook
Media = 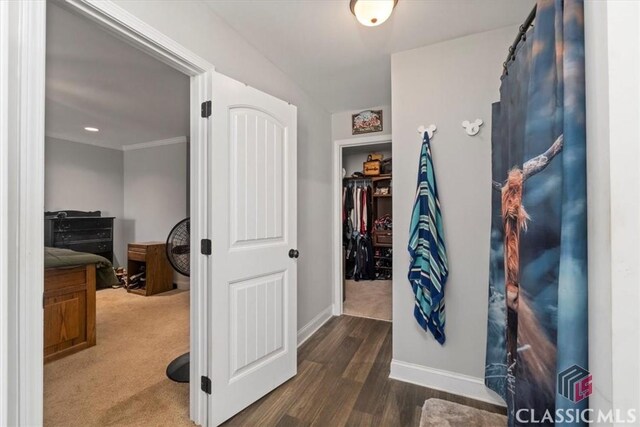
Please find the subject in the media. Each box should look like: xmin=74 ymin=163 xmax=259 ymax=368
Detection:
xmin=462 ymin=119 xmax=483 ymax=136
xmin=418 ymin=124 xmax=437 ymax=139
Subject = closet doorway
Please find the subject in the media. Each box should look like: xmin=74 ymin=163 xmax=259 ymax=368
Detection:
xmin=333 ymin=135 xmax=393 ymax=322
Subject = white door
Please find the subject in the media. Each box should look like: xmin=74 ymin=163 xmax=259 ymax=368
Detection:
xmin=206 ymin=71 xmax=297 ymax=426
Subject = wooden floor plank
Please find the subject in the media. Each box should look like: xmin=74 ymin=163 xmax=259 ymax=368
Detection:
xmin=224 ymin=360 xmax=323 ymax=426
xmin=308 ymin=377 xmax=361 ymax=427
xmin=345 ymin=410 xmax=374 ymax=427
xmin=223 ymin=315 xmax=506 ymax=426
xmin=342 ymin=320 xmax=390 ymax=383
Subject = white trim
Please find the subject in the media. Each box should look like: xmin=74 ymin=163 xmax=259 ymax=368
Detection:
xmin=62 ymin=0 xmax=213 ymax=76
xmin=190 ymin=70 xmax=211 ymax=426
xmin=605 ymin=1 xmax=640 ymax=414
xmin=122 ymin=136 xmax=188 ymax=151
xmin=45 ymin=133 xmax=189 ymax=152
xmin=4 ymin=2 xmax=48 ymax=425
xmin=0 ymin=2 xmax=9 ymax=425
xmin=297 ymin=306 xmax=333 ymax=347
xmin=332 ymin=134 xmax=392 ymax=316
xmin=389 ymin=359 xmax=506 ymax=407
xmin=10 ymin=1 xmax=213 ymax=425
xmin=45 ymin=132 xmax=126 ymax=151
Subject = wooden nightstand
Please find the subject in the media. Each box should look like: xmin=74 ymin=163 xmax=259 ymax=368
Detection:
xmin=127 ymin=242 xmax=173 ymax=296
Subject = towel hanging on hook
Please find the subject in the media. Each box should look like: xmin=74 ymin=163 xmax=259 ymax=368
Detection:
xmin=417 ymin=124 xmax=437 ymax=139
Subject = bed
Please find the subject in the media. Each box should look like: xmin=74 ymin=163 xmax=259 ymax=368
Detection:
xmin=44 ymin=247 xmax=119 ymax=363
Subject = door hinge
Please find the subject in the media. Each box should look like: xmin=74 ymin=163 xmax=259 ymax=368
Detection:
xmin=201 ymin=376 xmax=212 ymax=394
xmin=201 ymin=238 xmax=212 ymax=255
xmin=42 ymin=293 xmax=45 ymax=309
xmin=201 ymin=100 xmax=212 ymax=118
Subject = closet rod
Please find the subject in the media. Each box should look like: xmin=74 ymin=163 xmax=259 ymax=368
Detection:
xmin=503 ymin=5 xmax=537 ymax=75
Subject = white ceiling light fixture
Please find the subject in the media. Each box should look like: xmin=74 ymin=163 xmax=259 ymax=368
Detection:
xmin=84 ymin=126 xmax=99 ymax=132
xmin=350 ymin=0 xmax=398 ymax=27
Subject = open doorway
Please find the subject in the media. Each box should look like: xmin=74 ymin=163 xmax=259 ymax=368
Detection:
xmin=43 ymin=4 xmax=191 ymax=425
xmin=337 ymin=140 xmax=393 ymax=322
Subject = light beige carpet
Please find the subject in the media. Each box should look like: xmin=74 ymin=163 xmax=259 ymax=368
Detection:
xmin=343 ymin=280 xmax=392 ymax=321
xmin=420 ymin=399 xmax=507 ymax=427
xmin=44 ymin=288 xmax=192 ymax=427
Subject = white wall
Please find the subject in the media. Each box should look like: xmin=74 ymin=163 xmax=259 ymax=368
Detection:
xmin=605 ymin=1 xmax=640 ymax=415
xmin=390 ymin=27 xmax=516 ymax=404
xmin=123 ymin=142 xmax=188 ymax=243
xmin=584 ymin=1 xmax=613 ymax=419
xmin=332 ymin=105 xmax=391 ymax=141
xmin=110 ymin=0 xmax=333 ymax=329
xmin=123 ymin=141 xmax=189 ymax=286
xmin=45 ymin=137 xmax=126 ymax=265
xmin=584 ymin=0 xmax=640 ymax=420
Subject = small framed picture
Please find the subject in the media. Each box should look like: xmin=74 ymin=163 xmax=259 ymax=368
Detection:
xmin=352 ymin=109 xmax=383 ymax=135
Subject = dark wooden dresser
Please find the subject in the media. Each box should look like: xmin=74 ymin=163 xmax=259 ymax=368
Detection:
xmin=45 ymin=210 xmax=115 ymax=263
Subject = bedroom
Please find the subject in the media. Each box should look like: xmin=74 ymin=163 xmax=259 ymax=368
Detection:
xmin=42 ymin=4 xmax=191 ymax=425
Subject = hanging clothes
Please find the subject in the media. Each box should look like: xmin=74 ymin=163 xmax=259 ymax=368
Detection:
xmin=343 ymin=180 xmax=375 ymax=281
xmin=342 ymin=185 xmax=353 ymax=246
xmin=407 ymin=131 xmax=449 ymax=345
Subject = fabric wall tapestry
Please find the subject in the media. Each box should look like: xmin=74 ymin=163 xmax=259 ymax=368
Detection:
xmin=484 ymin=1 xmax=588 ymax=426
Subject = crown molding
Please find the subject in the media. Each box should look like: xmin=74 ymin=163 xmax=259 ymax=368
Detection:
xmin=45 ymin=133 xmax=188 ymax=152
xmin=121 ymin=136 xmax=188 ymax=151
xmin=45 ymin=132 xmax=123 ymax=151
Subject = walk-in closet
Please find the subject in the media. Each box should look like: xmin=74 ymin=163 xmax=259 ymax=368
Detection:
xmin=341 ymin=143 xmax=392 ymax=321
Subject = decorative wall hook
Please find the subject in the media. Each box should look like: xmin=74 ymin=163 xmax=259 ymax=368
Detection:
xmin=462 ymin=119 xmax=483 ymax=136
xmin=418 ymin=124 xmax=437 ymax=139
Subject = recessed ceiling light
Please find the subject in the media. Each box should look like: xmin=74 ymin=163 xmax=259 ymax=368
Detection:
xmin=84 ymin=127 xmax=99 ymax=132
xmin=350 ymin=0 xmax=398 ymax=27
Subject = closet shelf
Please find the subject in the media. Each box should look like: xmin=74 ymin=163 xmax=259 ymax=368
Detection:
xmin=343 ymin=176 xmax=371 ymax=181
xmin=373 ymin=194 xmax=392 ymax=198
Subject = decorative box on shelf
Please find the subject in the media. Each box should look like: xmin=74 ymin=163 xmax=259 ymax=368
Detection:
xmin=363 ymin=159 xmax=381 ymax=176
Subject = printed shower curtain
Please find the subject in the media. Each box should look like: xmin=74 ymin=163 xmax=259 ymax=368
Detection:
xmin=484 ymin=1 xmax=587 ymax=426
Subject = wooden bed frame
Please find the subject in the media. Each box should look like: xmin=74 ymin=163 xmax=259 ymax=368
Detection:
xmin=43 ymin=264 xmax=96 ymax=363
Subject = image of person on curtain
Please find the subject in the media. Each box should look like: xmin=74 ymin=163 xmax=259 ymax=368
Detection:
xmin=484 ymin=1 xmax=587 ymax=426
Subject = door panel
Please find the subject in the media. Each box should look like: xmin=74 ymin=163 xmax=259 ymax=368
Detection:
xmin=207 ymin=71 xmax=297 ymax=426
xmin=229 ymin=271 xmax=285 ymax=380
xmin=229 ymin=108 xmax=285 ymax=246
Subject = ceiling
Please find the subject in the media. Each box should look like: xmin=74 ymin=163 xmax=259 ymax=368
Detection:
xmin=46 ymin=4 xmax=190 ymax=150
xmin=205 ymin=0 xmax=535 ymax=113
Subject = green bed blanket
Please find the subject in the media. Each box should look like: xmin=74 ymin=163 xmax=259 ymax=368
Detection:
xmin=44 ymin=247 xmax=120 ymax=289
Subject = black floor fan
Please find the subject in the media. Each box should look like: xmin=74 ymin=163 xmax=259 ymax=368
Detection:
xmin=165 ymin=218 xmax=191 ymax=383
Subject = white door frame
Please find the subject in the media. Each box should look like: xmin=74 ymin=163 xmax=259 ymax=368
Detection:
xmin=331 ymin=134 xmax=392 ymax=316
xmin=0 ymin=2 xmax=10 ymax=425
xmin=2 ymin=1 xmax=214 ymax=425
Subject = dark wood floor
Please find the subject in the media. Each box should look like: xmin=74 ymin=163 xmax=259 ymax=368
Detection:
xmin=224 ymin=315 xmax=504 ymax=426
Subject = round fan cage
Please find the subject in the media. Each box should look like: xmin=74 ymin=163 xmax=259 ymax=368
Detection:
xmin=166 ymin=218 xmax=190 ymax=277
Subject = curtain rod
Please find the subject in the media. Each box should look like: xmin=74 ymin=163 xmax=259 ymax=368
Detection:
xmin=503 ymin=5 xmax=537 ymax=75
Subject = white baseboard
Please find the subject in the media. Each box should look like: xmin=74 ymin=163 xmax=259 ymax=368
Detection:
xmin=389 ymin=359 xmax=506 ymax=407
xmin=297 ymin=305 xmax=333 ymax=347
